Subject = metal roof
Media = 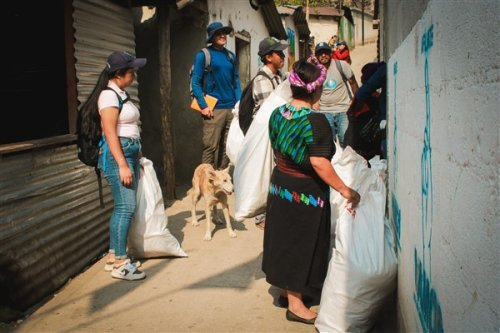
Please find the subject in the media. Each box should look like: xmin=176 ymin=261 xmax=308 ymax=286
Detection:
xmin=259 ymin=0 xmax=288 ymax=40
xmin=277 ymin=5 xmax=310 ymax=39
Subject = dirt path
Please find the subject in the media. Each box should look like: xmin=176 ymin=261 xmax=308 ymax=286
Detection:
xmin=11 ymin=186 xmax=317 ymax=333
xmin=350 ymin=41 xmax=379 ymax=82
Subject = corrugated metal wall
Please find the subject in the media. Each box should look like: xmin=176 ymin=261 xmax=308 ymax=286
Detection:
xmin=73 ymin=0 xmax=140 ymax=103
xmin=0 ymin=0 xmax=138 ymax=315
xmin=0 ymin=144 xmax=113 ymax=310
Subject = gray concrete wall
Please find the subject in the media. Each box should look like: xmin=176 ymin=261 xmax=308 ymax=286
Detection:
xmin=383 ymin=0 xmax=499 ymax=331
xmin=351 ymin=8 xmax=377 ymax=46
xmin=380 ymin=0 xmax=429 ymax=60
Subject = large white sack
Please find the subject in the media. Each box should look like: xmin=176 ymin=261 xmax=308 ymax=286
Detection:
xmin=226 ymin=102 xmax=245 ymax=166
xmin=233 ymin=80 xmax=292 ymax=221
xmin=128 ymin=157 xmax=188 ymax=259
xmin=329 ymin=145 xmax=373 ymax=232
xmin=315 ymin=149 xmax=397 ymax=333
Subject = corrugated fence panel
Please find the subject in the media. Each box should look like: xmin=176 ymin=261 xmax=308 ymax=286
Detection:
xmin=0 ymin=0 xmax=138 ymax=316
xmin=0 ymin=143 xmax=113 ymax=310
xmin=73 ymin=0 xmax=140 ymax=104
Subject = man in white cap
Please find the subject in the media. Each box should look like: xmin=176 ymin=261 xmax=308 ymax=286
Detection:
xmin=191 ymin=21 xmax=241 ymax=170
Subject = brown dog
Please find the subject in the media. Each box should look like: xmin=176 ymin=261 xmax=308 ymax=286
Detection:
xmin=188 ymin=164 xmax=235 ymax=241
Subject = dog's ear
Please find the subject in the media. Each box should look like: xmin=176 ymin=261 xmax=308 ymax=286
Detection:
xmin=205 ymin=169 xmax=217 ymax=181
xmin=222 ymin=163 xmax=232 ymax=174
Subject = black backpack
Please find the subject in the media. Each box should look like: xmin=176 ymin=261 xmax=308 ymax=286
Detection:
xmin=238 ymin=71 xmax=274 ymax=135
xmin=76 ymin=87 xmax=129 ymax=206
xmin=344 ymin=94 xmax=383 ymax=160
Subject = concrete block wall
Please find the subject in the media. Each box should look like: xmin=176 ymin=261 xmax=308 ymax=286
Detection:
xmin=352 ymin=10 xmax=377 ymax=46
xmin=309 ymin=17 xmax=338 ymax=46
xmin=386 ymin=0 xmax=499 ymax=331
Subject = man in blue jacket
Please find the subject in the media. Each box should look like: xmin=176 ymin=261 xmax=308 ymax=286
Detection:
xmin=191 ymin=21 xmax=241 ymax=169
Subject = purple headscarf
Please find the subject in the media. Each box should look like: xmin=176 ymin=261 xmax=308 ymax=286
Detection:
xmin=288 ymin=56 xmax=327 ymax=93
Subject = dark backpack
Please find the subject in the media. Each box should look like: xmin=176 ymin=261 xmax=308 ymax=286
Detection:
xmin=77 ymin=87 xmax=129 ymax=166
xmin=76 ymin=87 xmax=129 ymax=206
xmin=189 ymin=47 xmax=235 ymax=97
xmin=344 ymin=94 xmax=383 ymax=160
xmin=238 ymin=71 xmax=274 ymax=135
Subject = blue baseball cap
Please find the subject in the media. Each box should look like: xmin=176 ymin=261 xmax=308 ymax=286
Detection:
xmin=106 ymin=51 xmax=147 ymax=73
xmin=315 ymin=42 xmax=332 ymax=54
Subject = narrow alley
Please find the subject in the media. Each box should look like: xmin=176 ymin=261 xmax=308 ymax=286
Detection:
xmin=1 ymin=0 xmax=498 ymax=330
xmin=3 ymin=43 xmax=393 ymax=333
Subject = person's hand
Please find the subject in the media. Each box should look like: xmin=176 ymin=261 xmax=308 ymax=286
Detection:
xmin=118 ymin=164 xmax=133 ymax=187
xmin=342 ymin=187 xmax=360 ymax=208
xmin=201 ymin=106 xmax=213 ymax=118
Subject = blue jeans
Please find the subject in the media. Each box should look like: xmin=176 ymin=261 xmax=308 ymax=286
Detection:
xmin=323 ymin=112 xmax=348 ymax=146
xmin=99 ymin=137 xmax=141 ymax=259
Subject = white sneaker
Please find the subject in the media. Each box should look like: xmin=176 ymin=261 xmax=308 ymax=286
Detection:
xmin=111 ymin=259 xmax=146 ymax=281
xmin=104 ymin=259 xmax=141 ymax=272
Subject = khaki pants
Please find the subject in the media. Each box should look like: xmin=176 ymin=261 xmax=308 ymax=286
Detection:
xmin=202 ymin=108 xmax=233 ymax=169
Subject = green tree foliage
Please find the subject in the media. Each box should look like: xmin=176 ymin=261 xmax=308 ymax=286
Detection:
xmin=274 ymin=0 xmax=339 ymax=6
xmin=274 ymin=0 xmax=373 ymax=9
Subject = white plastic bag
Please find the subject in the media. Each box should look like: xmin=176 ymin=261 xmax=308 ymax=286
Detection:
xmin=128 ymin=157 xmax=188 ymax=258
xmin=226 ymin=102 xmax=245 ymax=166
xmin=315 ymin=148 xmax=397 ymax=333
xmin=233 ymin=80 xmax=292 ymax=221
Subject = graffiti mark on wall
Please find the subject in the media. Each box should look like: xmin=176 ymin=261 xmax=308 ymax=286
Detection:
xmin=392 ymin=194 xmax=401 ymax=250
xmin=414 ymin=248 xmax=444 ymax=333
xmin=392 ymin=61 xmax=401 ymax=250
xmin=421 ymin=24 xmax=434 ymax=256
xmin=414 ymin=24 xmax=444 ymax=333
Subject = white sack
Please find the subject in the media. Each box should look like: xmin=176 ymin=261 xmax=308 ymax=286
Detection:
xmin=128 ymin=157 xmax=188 ymax=259
xmin=233 ymin=80 xmax=292 ymax=221
xmin=329 ymin=145 xmax=373 ymax=232
xmin=315 ymin=148 xmax=397 ymax=333
xmin=226 ymin=102 xmax=245 ymax=166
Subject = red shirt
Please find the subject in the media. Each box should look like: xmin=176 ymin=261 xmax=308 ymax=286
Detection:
xmin=333 ymin=49 xmax=351 ymax=64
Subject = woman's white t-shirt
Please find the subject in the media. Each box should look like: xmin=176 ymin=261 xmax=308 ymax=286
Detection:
xmin=98 ymin=81 xmax=141 ymax=139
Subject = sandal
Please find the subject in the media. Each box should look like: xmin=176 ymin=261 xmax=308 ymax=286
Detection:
xmin=104 ymin=259 xmax=141 ymax=272
xmin=255 ymin=221 xmax=266 ymax=230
